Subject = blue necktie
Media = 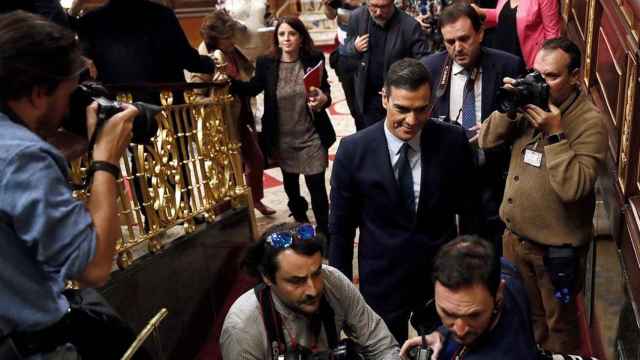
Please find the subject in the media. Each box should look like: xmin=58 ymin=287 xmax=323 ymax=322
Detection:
xmin=397 ymin=143 xmax=415 ymax=213
xmin=462 ymin=70 xmax=476 ymax=129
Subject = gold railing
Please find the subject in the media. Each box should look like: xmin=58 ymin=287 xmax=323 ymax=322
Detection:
xmin=69 ymin=68 xmax=256 ymax=270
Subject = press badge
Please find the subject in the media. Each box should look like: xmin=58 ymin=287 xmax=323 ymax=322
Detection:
xmin=524 ymin=148 xmax=543 ymax=167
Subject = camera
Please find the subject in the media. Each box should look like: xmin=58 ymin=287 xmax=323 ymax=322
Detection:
xmin=276 ymin=339 xmax=364 ymax=360
xmin=496 ymin=71 xmax=550 ymax=114
xmin=418 ymin=0 xmax=454 ymax=53
xmin=63 ymin=82 xmax=161 ymax=145
xmin=408 ymin=345 xmax=434 ymax=360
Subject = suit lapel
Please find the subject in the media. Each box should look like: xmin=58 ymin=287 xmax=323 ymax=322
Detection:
xmin=416 ymin=121 xmax=435 ymax=218
xmin=480 ymin=49 xmax=496 ymax=121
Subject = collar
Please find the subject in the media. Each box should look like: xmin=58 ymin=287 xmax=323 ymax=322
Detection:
xmin=383 ymin=121 xmax=421 ymax=155
xmin=452 ymin=61 xmax=482 ymax=76
xmin=557 ymin=89 xmax=581 ymax=114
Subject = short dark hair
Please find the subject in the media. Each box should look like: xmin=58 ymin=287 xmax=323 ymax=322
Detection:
xmin=0 ymin=10 xmax=85 ymax=102
xmin=243 ymin=222 xmax=325 ymax=283
xmin=439 ymin=2 xmax=484 ymax=33
xmin=271 ymin=17 xmax=317 ymax=59
xmin=433 ymin=235 xmax=501 ymax=296
xmin=540 ymin=37 xmax=581 ymax=73
xmin=383 ymin=58 xmax=432 ymax=95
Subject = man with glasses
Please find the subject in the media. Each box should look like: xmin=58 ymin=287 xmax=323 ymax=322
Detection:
xmin=343 ymin=0 xmax=427 ymax=129
xmin=220 ymin=222 xmax=401 ymax=359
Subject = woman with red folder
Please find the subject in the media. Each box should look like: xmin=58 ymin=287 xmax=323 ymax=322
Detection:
xmin=231 ymin=16 xmax=336 ymax=242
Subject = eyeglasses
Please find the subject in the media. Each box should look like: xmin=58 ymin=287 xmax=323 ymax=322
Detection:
xmin=265 ymin=223 xmax=316 ymax=249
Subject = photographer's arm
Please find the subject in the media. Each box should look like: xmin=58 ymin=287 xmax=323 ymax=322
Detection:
xmin=76 ymin=104 xmax=137 ymax=287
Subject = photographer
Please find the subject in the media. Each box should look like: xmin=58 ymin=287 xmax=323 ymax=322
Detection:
xmin=400 ymin=236 xmax=538 ymax=360
xmin=220 ymin=222 xmax=400 ymax=359
xmin=0 ymin=11 xmax=140 ymax=358
xmin=478 ymin=37 xmax=607 ymax=354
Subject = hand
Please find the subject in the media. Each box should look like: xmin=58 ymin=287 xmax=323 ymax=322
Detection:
xmin=523 ymin=103 xmax=562 ymax=134
xmin=467 ymin=123 xmax=481 ymax=143
xmin=400 ymin=332 xmax=444 ymax=360
xmin=307 ymin=87 xmax=328 ymax=111
xmin=470 ymin=3 xmax=485 ymax=17
xmin=416 ymin=14 xmax=431 ymax=32
xmin=90 ymin=103 xmax=138 ymax=165
xmin=354 ymin=34 xmax=369 ymax=53
xmin=83 ymin=56 xmax=98 ymax=80
xmin=501 ymin=76 xmax=517 ymax=91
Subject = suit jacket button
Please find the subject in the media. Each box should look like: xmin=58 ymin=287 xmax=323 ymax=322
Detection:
xmin=513 ymin=175 xmax=519 ymax=182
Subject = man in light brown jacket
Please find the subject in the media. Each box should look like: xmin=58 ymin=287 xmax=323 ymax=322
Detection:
xmin=479 ymin=37 xmax=607 ymax=354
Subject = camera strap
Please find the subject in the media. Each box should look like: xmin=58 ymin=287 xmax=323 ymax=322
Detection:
xmin=433 ymin=57 xmax=454 ymax=111
xmin=254 ymin=284 xmax=339 ymax=358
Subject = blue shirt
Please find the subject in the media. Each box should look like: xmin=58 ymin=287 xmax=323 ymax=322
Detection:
xmin=0 ymin=112 xmax=96 ymax=335
xmin=438 ymin=260 xmax=538 ymax=360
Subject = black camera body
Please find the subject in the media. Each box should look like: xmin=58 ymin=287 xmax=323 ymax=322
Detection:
xmin=496 ymin=71 xmax=550 ymax=113
xmin=276 ymin=339 xmax=364 ymax=360
xmin=408 ymin=345 xmax=434 ymax=360
xmin=64 ymin=83 xmax=160 ymax=145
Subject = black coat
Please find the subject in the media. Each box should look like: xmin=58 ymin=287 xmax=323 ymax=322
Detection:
xmin=231 ymin=52 xmax=336 ymax=158
xmin=342 ymin=6 xmax=428 ymax=116
xmin=329 ymin=120 xmax=482 ymax=319
xmin=420 ymin=48 xmax=525 ymax=223
xmin=76 ymin=0 xmax=214 ymax=102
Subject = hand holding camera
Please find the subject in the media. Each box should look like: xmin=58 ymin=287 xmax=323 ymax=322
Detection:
xmin=400 ymin=332 xmax=442 ymax=360
xmin=88 ymin=102 xmax=138 ymax=165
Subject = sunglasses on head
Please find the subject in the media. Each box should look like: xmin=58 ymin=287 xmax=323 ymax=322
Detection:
xmin=265 ymin=223 xmax=316 ymax=249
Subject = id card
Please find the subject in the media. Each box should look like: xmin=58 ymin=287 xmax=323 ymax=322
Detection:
xmin=524 ymin=148 xmax=543 ymax=167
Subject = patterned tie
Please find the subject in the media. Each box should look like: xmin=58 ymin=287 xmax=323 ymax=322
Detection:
xmin=461 ymin=70 xmax=476 ymax=129
xmin=397 ymin=143 xmax=415 ymax=213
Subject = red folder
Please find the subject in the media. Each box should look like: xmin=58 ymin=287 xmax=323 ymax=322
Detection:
xmin=303 ymin=60 xmax=324 ymax=94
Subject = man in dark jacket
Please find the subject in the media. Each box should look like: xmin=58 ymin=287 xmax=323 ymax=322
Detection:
xmin=343 ymin=0 xmax=428 ymax=129
xmin=420 ymin=3 xmax=525 ymax=255
xmin=75 ymin=0 xmax=215 ymax=103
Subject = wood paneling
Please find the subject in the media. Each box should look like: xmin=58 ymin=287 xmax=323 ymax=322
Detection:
xmin=571 ymin=0 xmax=589 ymax=40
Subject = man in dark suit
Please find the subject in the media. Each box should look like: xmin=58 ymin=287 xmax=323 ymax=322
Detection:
xmin=329 ymin=58 xmax=482 ymax=343
xmin=343 ymin=0 xmax=428 ymax=129
xmin=420 ymin=3 xmax=524 ymax=255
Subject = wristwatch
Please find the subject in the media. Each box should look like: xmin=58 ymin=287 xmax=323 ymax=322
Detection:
xmin=87 ymin=160 xmax=121 ymax=180
xmin=547 ymin=132 xmax=567 ymax=145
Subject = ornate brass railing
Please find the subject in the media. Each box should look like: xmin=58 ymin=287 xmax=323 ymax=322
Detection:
xmin=69 ymin=71 xmax=256 ymax=270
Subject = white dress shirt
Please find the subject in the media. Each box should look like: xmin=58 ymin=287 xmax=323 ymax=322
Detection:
xmin=384 ymin=123 xmax=421 ymax=211
xmin=449 ymin=61 xmax=482 ymax=125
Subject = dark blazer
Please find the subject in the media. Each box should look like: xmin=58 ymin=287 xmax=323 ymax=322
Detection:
xmin=231 ymin=52 xmax=336 ymax=159
xmin=343 ymin=6 xmax=428 ymax=116
xmin=420 ymin=48 xmax=524 ymax=222
xmin=329 ymin=120 xmax=481 ymax=318
xmin=420 ymin=47 xmax=525 ymax=122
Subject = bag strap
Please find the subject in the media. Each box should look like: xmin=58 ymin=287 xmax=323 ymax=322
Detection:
xmin=319 ymin=296 xmax=339 ymax=349
xmin=254 ymin=284 xmax=287 ymax=358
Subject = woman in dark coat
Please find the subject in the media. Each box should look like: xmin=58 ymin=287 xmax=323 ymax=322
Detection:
xmin=231 ymin=16 xmax=336 ymax=238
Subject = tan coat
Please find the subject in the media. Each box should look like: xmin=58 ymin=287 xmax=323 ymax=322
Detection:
xmin=479 ymin=92 xmax=607 ymax=247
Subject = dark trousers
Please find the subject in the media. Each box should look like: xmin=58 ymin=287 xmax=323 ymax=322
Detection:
xmin=336 ymin=63 xmax=365 ymax=132
xmin=361 ymin=93 xmax=386 ymax=129
xmin=503 ymin=230 xmax=586 ymax=353
xmin=281 ymin=170 xmax=329 ymax=237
